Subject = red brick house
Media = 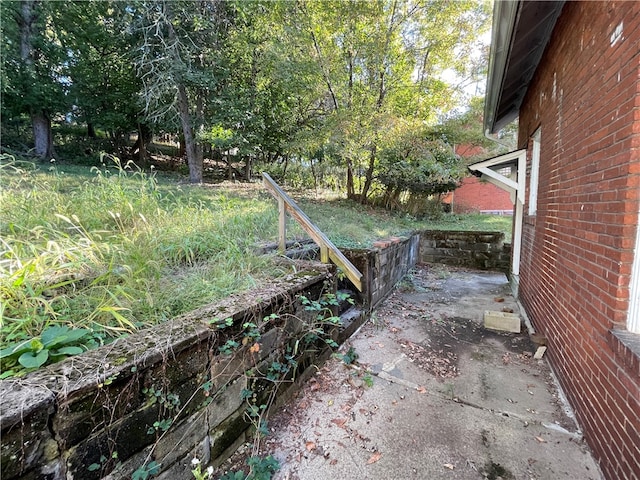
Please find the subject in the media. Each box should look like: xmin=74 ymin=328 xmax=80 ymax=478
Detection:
xmin=474 ymin=2 xmax=640 ymax=479
xmin=442 ymin=176 xmax=514 ymax=214
xmin=443 ymin=145 xmax=514 ymax=214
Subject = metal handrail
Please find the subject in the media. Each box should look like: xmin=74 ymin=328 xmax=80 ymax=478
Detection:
xmin=262 ymin=172 xmax=363 ymax=292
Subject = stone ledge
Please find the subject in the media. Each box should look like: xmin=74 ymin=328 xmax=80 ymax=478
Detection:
xmin=609 ymin=329 xmax=640 ymax=378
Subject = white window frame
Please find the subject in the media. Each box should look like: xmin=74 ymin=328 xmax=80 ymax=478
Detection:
xmin=529 ymin=129 xmax=541 ymax=216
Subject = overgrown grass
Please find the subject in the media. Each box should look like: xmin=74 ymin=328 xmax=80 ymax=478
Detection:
xmin=1 ymin=155 xmax=512 ymax=374
xmin=0 ymin=156 xmax=283 ymax=357
xmin=297 ymin=197 xmax=512 ymax=246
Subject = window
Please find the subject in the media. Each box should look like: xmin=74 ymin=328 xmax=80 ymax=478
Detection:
xmin=497 ymin=166 xmax=512 ymax=177
xmin=528 ymin=129 xmax=541 ymax=216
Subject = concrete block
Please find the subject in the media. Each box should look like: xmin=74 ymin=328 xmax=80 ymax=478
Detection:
xmin=534 ymin=346 xmax=547 ymax=359
xmin=484 ymin=311 xmax=521 ymax=333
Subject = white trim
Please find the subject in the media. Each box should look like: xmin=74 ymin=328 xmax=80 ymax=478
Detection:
xmin=628 ymin=202 xmax=640 ymax=333
xmin=529 ymin=129 xmax=541 ymax=216
xmin=469 ymin=149 xmax=527 ymax=276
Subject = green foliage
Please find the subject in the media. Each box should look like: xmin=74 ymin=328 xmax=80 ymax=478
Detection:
xmin=199 ymin=125 xmax=235 ymax=149
xmin=337 ymin=346 xmax=359 ymax=366
xmin=132 ymin=461 xmax=161 ymax=480
xmin=374 ymin=121 xmax=466 ymax=216
xmin=191 ymin=459 xmax=214 ymax=480
xmin=219 ymin=340 xmax=241 ymax=355
xmin=219 ymin=456 xmax=280 ymax=480
xmin=87 ymin=452 xmax=121 ymax=475
xmin=246 ymin=456 xmax=280 ymax=480
xmin=57 ymin=2 xmax=141 ymax=138
xmin=0 ymin=326 xmax=91 ymax=374
xmin=147 ymin=419 xmax=172 ymax=435
xmin=0 ymin=158 xmax=281 ymax=350
xmin=1 ymin=1 xmax=68 ymax=121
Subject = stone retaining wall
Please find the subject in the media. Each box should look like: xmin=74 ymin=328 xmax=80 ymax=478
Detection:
xmin=0 ymin=268 xmax=340 ymax=480
xmin=418 ymin=230 xmax=511 ymax=272
xmin=345 ymin=233 xmax=421 ymax=310
xmin=1 ymin=230 xmax=510 ymax=480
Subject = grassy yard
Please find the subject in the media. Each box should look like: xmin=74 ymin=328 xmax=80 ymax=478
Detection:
xmin=0 ymin=156 xmax=512 ymax=374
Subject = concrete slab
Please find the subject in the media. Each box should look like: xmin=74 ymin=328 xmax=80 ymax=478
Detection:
xmin=215 ymin=265 xmax=602 ymax=480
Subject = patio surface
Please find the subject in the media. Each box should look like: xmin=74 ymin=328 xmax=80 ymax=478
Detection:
xmin=219 ymin=264 xmax=603 ymax=480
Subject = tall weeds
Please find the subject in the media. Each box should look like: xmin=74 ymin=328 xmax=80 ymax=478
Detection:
xmin=0 ymin=155 xmax=280 ymax=350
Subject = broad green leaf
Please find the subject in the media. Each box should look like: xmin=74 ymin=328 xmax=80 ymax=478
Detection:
xmin=0 ymin=340 xmax=32 ymax=359
xmin=41 ymin=326 xmax=71 ymax=346
xmin=41 ymin=326 xmax=89 ymax=347
xmin=18 ymin=349 xmax=49 ymax=369
xmin=52 ymin=346 xmax=84 ymax=356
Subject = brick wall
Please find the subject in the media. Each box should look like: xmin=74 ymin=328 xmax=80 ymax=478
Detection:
xmin=442 ymin=176 xmax=514 ymax=214
xmin=516 ymin=2 xmax=640 ymax=478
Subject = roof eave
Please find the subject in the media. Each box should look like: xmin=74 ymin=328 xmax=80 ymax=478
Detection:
xmin=484 ymin=1 xmax=565 ymax=135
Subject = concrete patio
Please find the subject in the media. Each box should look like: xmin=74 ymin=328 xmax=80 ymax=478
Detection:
xmin=218 ymin=264 xmax=603 ymax=480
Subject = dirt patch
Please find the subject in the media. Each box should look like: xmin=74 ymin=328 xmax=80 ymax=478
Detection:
xmin=398 ymin=338 xmax=459 ymax=379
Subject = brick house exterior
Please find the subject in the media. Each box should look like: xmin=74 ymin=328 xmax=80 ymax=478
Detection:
xmin=443 ymin=145 xmax=514 ymax=214
xmin=481 ymin=2 xmax=640 ymax=479
xmin=442 ymin=176 xmax=514 ymax=214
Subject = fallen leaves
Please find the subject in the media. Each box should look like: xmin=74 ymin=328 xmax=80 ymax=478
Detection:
xmin=305 ymin=441 xmax=316 ymax=452
xmin=330 ymin=418 xmax=347 ymax=429
xmin=367 ymin=451 xmax=382 ymax=464
xmin=399 ymin=339 xmax=459 ymax=379
xmin=416 ymin=386 xmax=427 ymax=394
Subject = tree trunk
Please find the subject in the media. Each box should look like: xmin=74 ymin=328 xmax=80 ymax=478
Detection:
xmin=360 ymin=144 xmax=377 ymax=204
xmin=87 ymin=122 xmax=96 ymax=138
xmin=244 ymin=156 xmax=252 ymax=181
xmin=131 ymin=123 xmax=152 ymax=166
xmin=282 ymin=154 xmax=289 ymax=183
xmin=32 ymin=110 xmax=55 ymax=160
xmin=20 ymin=0 xmax=38 ymax=60
xmin=346 ymin=158 xmax=356 ymax=200
xmin=20 ymin=1 xmax=55 ymax=161
xmin=176 ymin=83 xmax=202 ymax=183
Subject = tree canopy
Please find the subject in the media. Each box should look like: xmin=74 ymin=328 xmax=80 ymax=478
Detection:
xmin=1 ymin=0 xmax=492 ymax=207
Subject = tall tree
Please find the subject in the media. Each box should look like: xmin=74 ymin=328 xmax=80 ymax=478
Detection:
xmin=2 ymin=0 xmax=67 ymax=160
xmin=287 ymin=0 xmax=490 ymax=202
xmin=133 ymin=0 xmax=231 ymax=183
xmin=58 ymin=2 xmax=143 ymax=154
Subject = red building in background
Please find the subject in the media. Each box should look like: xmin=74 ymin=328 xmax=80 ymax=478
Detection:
xmin=442 ymin=144 xmax=514 ymax=215
xmin=442 ymin=176 xmax=513 ymax=214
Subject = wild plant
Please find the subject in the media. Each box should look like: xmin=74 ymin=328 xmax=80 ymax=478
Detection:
xmin=0 ymin=155 xmax=283 ymax=375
